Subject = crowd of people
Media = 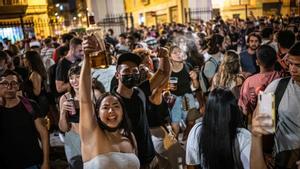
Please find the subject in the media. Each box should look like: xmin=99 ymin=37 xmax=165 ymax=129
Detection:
xmin=0 ymin=14 xmax=300 ymax=169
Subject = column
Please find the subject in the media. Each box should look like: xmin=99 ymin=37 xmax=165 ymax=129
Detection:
xmin=86 ymin=0 xmax=125 ymax=23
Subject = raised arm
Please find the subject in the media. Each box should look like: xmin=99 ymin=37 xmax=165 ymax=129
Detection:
xmin=250 ymin=107 xmax=271 ymax=169
xmin=79 ymin=37 xmax=99 ymax=144
xmin=149 ymin=47 xmax=171 ymax=91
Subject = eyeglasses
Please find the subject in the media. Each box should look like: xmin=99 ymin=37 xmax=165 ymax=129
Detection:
xmin=0 ymin=80 xmax=19 ymax=88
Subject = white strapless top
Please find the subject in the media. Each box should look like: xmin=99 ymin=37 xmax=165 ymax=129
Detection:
xmin=83 ymin=152 xmax=140 ymax=169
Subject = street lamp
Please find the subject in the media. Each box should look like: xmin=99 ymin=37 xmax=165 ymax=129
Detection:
xmin=240 ymin=0 xmax=250 ymax=19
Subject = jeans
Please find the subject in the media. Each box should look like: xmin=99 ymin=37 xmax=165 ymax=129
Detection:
xmin=170 ymin=93 xmax=196 ymax=123
xmin=64 ymin=130 xmax=83 ymax=169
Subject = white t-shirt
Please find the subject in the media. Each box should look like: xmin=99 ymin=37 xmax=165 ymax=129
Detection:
xmin=264 ymin=78 xmax=300 ymax=153
xmin=186 ymin=122 xmax=251 ymax=169
xmin=92 ymin=65 xmax=116 ymax=92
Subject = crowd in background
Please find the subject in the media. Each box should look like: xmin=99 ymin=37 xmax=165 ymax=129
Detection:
xmin=0 ymin=13 xmax=300 ymax=169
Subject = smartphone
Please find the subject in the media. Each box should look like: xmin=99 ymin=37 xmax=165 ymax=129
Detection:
xmin=258 ymin=92 xmax=275 ymax=133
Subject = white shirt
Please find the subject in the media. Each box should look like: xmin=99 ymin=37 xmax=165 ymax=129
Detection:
xmin=264 ymin=78 xmax=300 ymax=153
xmin=92 ymin=65 xmax=116 ymax=92
xmin=186 ymin=122 xmax=251 ymax=169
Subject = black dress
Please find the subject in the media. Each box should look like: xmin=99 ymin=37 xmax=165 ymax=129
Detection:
xmin=22 ymin=72 xmax=49 ymax=117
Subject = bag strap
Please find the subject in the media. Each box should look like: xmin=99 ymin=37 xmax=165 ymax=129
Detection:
xmin=274 ymin=77 xmax=290 ymax=126
xmin=20 ymin=96 xmax=34 ymax=117
xmin=208 ymin=57 xmax=219 ymax=67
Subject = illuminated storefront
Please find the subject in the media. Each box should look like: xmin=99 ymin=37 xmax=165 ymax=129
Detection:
xmin=124 ymin=0 xmax=187 ymax=27
xmin=0 ymin=0 xmax=51 ymax=41
xmin=213 ymin=0 xmax=298 ymax=20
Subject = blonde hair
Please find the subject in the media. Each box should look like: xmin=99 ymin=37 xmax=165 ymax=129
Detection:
xmin=214 ymin=50 xmax=242 ymax=88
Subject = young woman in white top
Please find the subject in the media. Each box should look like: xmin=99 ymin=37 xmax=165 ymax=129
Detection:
xmin=79 ymin=36 xmax=139 ymax=169
xmin=186 ymin=88 xmax=251 ymax=169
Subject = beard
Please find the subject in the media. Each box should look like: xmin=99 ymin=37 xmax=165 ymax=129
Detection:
xmin=249 ymin=45 xmax=258 ymax=51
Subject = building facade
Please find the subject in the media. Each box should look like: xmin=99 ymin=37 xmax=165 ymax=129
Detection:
xmin=86 ymin=0 xmax=125 ymax=24
xmin=124 ymin=0 xmax=186 ymax=26
xmin=214 ymin=0 xmax=300 ymax=20
xmin=0 ymin=0 xmax=51 ymax=42
xmin=124 ymin=0 xmax=298 ymax=27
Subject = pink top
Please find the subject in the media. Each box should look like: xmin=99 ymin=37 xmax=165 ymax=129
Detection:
xmin=238 ymin=71 xmax=282 ymax=115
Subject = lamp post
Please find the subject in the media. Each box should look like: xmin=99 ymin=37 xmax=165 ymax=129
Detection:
xmin=240 ymin=0 xmax=249 ymax=19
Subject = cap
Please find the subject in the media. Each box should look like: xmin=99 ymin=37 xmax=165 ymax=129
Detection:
xmin=117 ymin=52 xmax=142 ymax=66
xmin=29 ymin=41 xmax=41 ymax=48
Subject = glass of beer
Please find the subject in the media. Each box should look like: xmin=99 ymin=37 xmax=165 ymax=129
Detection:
xmin=86 ymin=27 xmax=109 ymax=69
xmin=169 ymin=77 xmax=178 ymax=91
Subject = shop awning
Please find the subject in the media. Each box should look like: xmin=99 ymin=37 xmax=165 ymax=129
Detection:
xmin=0 ymin=5 xmax=28 ymax=19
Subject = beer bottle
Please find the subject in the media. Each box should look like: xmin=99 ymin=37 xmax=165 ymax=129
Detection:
xmin=86 ymin=27 xmax=109 ymax=69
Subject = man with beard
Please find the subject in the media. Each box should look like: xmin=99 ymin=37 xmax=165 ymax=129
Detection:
xmin=0 ymin=70 xmax=49 ymax=169
xmin=240 ymin=32 xmax=261 ymax=76
xmin=56 ymin=37 xmax=84 ymax=95
xmin=112 ymin=48 xmax=171 ymax=169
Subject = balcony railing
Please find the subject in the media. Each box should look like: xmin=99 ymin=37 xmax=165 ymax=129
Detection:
xmin=0 ymin=0 xmax=28 ymax=6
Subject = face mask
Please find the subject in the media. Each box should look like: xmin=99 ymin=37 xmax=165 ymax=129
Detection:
xmin=97 ymin=117 xmax=120 ymax=132
xmin=121 ymin=74 xmax=140 ymax=89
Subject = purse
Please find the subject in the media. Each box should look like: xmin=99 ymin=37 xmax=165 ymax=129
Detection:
xmin=161 ymin=125 xmax=177 ymax=150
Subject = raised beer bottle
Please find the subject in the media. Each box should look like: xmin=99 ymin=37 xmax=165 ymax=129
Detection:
xmin=86 ymin=26 xmax=109 ymax=69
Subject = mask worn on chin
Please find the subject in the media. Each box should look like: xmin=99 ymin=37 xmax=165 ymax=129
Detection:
xmin=121 ymin=74 xmax=140 ymax=89
xmin=98 ymin=117 xmax=120 ymax=132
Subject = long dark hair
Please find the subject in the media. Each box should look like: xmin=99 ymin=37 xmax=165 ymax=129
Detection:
xmin=68 ymin=64 xmax=81 ymax=98
xmin=200 ymin=88 xmax=244 ymax=169
xmin=95 ymin=92 xmax=135 ymax=148
xmin=24 ymin=50 xmax=47 ymax=80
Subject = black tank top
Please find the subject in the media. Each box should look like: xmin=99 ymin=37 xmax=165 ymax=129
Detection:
xmin=146 ymin=99 xmax=170 ymax=128
xmin=170 ymin=65 xmax=192 ymax=96
xmin=22 ymin=72 xmax=47 ymax=102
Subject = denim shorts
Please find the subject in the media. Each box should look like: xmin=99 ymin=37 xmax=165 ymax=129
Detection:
xmin=170 ymin=93 xmax=196 ymax=123
xmin=64 ymin=130 xmax=82 ymax=168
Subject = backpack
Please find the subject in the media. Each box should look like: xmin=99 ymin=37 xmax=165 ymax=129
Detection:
xmin=199 ymin=57 xmax=220 ymax=94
